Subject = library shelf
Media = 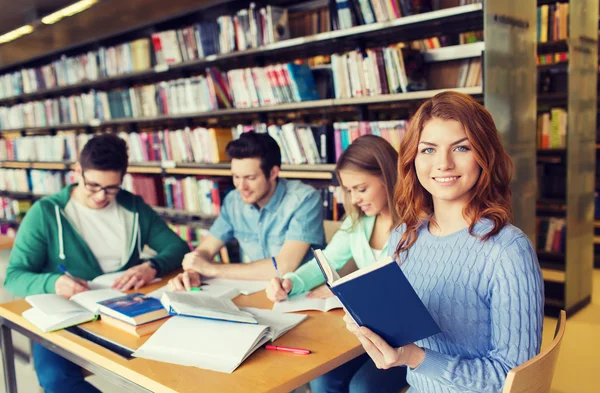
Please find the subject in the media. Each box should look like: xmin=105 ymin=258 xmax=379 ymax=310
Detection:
xmin=0 ymin=161 xmax=336 ymax=180
xmin=0 ymin=4 xmax=483 ymax=106
xmin=0 ymin=86 xmax=483 ymax=133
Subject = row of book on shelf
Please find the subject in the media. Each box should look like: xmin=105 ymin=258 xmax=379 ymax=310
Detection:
xmin=537 ymin=52 xmax=567 ymax=66
xmin=0 ymin=62 xmax=319 ymax=129
xmin=0 ymin=119 xmax=409 ymax=166
xmin=0 ymin=35 xmax=489 ymax=131
xmin=537 ymin=108 xmax=567 ymax=149
xmin=536 ymin=3 xmax=569 ymax=43
xmin=536 ymin=217 xmax=566 ymax=254
xmin=0 ymin=169 xmax=346 ymax=222
xmin=0 ymin=0 xmax=482 ymax=100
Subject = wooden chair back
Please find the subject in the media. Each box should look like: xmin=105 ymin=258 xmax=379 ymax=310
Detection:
xmin=502 ymin=310 xmax=566 ymax=393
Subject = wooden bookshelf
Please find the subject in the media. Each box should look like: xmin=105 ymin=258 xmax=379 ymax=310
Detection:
xmin=537 ymin=40 xmax=568 ymax=55
xmin=535 ymin=0 xmax=599 ymax=317
xmin=541 ymin=268 xmax=566 ymax=283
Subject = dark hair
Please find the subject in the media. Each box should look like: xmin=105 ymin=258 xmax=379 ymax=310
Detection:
xmin=394 ymin=91 xmax=513 ymax=255
xmin=336 ymin=135 xmax=398 ymax=230
xmin=79 ymin=133 xmax=129 ymax=175
xmin=225 ymin=131 xmax=282 ymax=177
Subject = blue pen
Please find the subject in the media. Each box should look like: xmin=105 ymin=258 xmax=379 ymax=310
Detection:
xmin=271 ymin=257 xmax=282 ymax=280
xmin=58 ymin=265 xmax=84 ymax=284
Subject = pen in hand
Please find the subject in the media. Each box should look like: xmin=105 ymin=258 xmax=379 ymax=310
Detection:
xmin=57 ymin=265 xmax=89 ymax=288
xmin=271 ymin=257 xmax=282 ymax=281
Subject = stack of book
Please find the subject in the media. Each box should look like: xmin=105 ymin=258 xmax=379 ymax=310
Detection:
xmin=97 ymin=293 xmax=170 ymax=337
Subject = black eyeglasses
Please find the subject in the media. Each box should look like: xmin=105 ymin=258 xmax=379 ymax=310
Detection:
xmin=81 ymin=171 xmax=121 ymax=195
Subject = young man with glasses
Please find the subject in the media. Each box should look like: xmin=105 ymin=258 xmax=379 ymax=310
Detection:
xmin=4 ymin=133 xmax=189 ymax=393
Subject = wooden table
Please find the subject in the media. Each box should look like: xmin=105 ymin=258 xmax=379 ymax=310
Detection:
xmin=0 ymin=277 xmax=364 ymax=393
xmin=0 ymin=235 xmax=14 ymax=250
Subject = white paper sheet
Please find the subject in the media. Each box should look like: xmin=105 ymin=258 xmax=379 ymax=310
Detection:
xmin=272 ymin=293 xmax=342 ymax=313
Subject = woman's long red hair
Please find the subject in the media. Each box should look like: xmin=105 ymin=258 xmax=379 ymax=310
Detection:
xmin=394 ymin=91 xmax=514 ymax=255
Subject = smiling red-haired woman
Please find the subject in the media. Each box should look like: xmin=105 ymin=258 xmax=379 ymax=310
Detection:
xmin=343 ymin=91 xmax=544 ymax=393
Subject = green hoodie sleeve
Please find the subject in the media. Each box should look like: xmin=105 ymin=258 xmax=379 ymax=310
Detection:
xmin=137 ymin=198 xmax=189 ymax=277
xmin=4 ymin=202 xmax=61 ymax=297
xmin=284 ymin=216 xmax=355 ymax=296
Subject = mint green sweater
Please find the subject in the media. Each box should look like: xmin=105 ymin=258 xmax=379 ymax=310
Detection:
xmin=4 ymin=185 xmax=189 ymax=297
xmin=285 ymin=215 xmax=386 ymax=296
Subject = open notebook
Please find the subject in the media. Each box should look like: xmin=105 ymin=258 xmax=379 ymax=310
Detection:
xmin=160 ymin=292 xmax=258 ymax=324
xmin=202 ymin=278 xmax=269 ymax=295
xmin=23 ymin=289 xmax=124 ymax=332
xmin=272 ymin=292 xmax=343 ymax=313
xmin=133 ymin=307 xmax=307 ymax=373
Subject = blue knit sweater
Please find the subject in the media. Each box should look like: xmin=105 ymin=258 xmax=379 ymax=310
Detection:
xmin=388 ymin=219 xmax=544 ymax=393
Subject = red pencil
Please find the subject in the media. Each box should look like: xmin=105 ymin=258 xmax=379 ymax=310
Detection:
xmin=265 ymin=345 xmax=311 ymax=355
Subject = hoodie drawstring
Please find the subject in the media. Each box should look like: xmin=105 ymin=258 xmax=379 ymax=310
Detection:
xmin=136 ymin=213 xmax=142 ymax=255
xmin=55 ymin=206 xmax=66 ymax=260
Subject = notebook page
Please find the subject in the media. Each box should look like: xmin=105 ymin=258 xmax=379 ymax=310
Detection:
xmin=203 ymin=277 xmax=268 ymax=295
xmin=23 ymin=307 xmax=95 ymax=332
xmin=147 ymin=284 xmax=239 ymax=300
xmin=242 ymin=307 xmax=307 ymax=341
xmin=133 ymin=316 xmax=270 ymax=373
xmin=272 ymin=293 xmax=327 ymax=313
xmin=160 ymin=292 xmax=256 ymax=323
xmin=25 ymin=294 xmax=85 ymax=315
xmin=324 ymin=296 xmax=343 ymax=311
xmin=70 ymin=289 xmax=125 ymax=313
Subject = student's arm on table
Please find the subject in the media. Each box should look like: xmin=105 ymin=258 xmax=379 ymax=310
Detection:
xmin=4 ymin=202 xmax=87 ymax=298
xmin=169 ymin=234 xmax=225 ymax=290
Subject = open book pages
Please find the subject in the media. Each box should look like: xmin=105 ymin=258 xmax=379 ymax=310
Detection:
xmin=332 ymin=255 xmax=395 ymax=287
xmin=23 ymin=307 xmax=95 ymax=333
xmin=133 ymin=308 xmax=307 ymax=373
xmin=202 ymin=277 xmax=269 ymax=295
xmin=26 ymin=289 xmax=125 ymax=314
xmin=146 ymin=283 xmax=240 ymax=300
xmin=88 ymin=272 xmax=161 ymax=290
xmin=313 ymin=249 xmax=341 ymax=285
xmin=133 ymin=316 xmax=270 ymax=373
xmin=160 ymin=292 xmax=258 ymax=324
xmin=23 ymin=289 xmax=123 ymax=332
xmin=272 ymin=292 xmax=343 ymax=313
xmin=314 ymin=248 xmax=394 ymax=287
xmin=240 ymin=307 xmax=307 ymax=341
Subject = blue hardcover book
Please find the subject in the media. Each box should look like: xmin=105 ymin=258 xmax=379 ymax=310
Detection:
xmin=97 ymin=293 xmax=169 ymax=326
xmin=286 ymin=63 xmax=320 ymax=102
xmin=313 ymin=249 xmax=441 ymax=348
